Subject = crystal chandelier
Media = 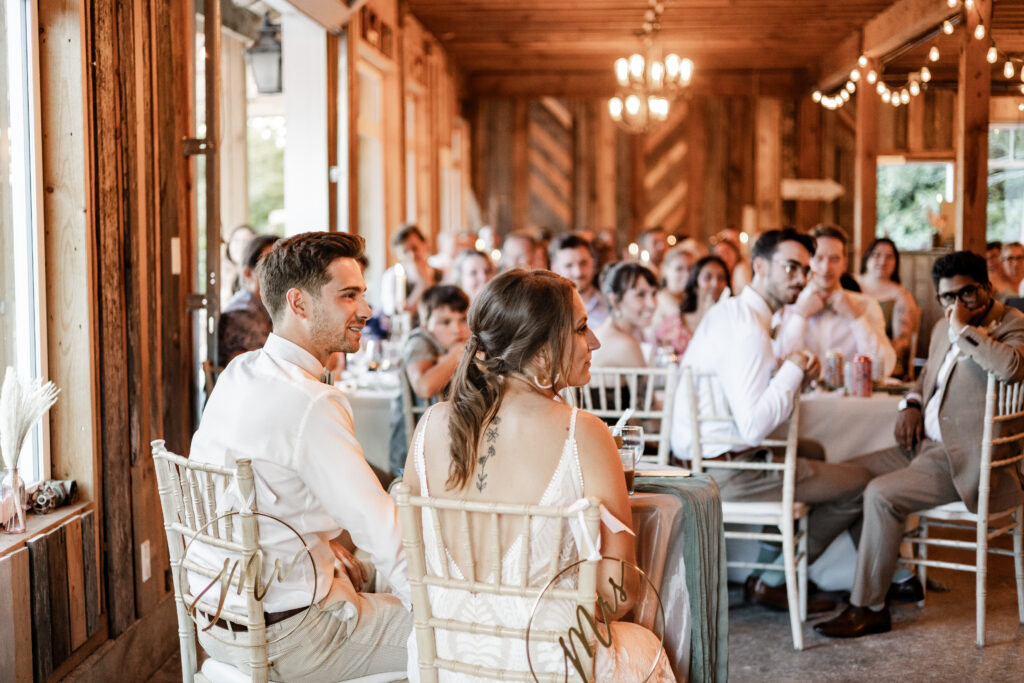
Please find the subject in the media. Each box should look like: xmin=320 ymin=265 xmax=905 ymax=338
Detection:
xmin=608 ymin=2 xmax=693 ymax=133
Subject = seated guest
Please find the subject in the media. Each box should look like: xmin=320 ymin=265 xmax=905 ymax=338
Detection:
xmin=985 ymin=241 xmax=1016 ymax=301
xmin=429 ymin=230 xmax=477 ymax=280
xmin=650 ymin=246 xmax=696 ymax=338
xmin=403 ymin=269 xmax=674 ymax=681
xmin=498 ymin=231 xmax=536 ymax=272
xmin=550 ymin=232 xmax=610 ymax=326
xmin=638 ymin=226 xmax=669 ymax=270
xmin=672 ymin=229 xmax=874 ymax=611
xmin=190 ymin=232 xmax=411 ymax=680
xmin=653 ymin=255 xmax=730 ymax=356
xmin=777 ymin=224 xmax=897 ymax=378
xmin=388 ymin=285 xmax=471 ymax=474
xmin=815 ymin=251 xmax=1024 ymax=638
xmin=1004 ymin=242 xmax=1024 ymax=296
xmin=451 ymin=249 xmax=495 ymax=303
xmin=856 ymin=238 xmax=921 ymax=378
xmin=592 ymin=262 xmax=658 ymax=368
xmin=217 ymin=233 xmax=278 ymax=366
xmin=711 ymin=230 xmax=752 ymax=293
xmin=381 ymin=223 xmax=443 ymax=318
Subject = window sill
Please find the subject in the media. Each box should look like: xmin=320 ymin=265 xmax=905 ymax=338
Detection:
xmin=0 ymin=500 xmax=93 ymax=560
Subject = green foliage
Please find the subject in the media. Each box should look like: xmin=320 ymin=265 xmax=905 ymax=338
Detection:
xmin=875 ymin=163 xmax=945 ymax=251
xmin=247 ymin=118 xmax=285 ymax=234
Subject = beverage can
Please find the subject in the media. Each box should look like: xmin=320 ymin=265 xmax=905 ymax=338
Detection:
xmin=824 ymin=350 xmax=844 ymax=390
xmin=852 ymin=355 xmax=872 ymax=397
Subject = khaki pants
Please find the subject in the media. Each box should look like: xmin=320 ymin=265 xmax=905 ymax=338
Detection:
xmin=710 ymin=440 xmax=875 ymax=563
xmin=199 ymin=577 xmax=412 ymax=682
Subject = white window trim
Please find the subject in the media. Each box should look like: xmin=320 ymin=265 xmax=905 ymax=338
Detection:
xmin=5 ymin=0 xmax=51 ymax=484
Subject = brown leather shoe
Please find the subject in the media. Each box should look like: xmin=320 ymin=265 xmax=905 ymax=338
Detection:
xmin=744 ymin=575 xmax=836 ymax=613
xmin=886 ymin=576 xmax=924 ymax=604
xmin=814 ymin=605 xmax=891 ymax=638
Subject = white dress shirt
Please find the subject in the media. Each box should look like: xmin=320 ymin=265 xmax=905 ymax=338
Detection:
xmin=776 ymin=291 xmax=897 ymax=378
xmin=905 ymin=327 xmax=977 ymax=443
xmin=189 ymin=333 xmax=410 ymax=612
xmin=671 ymin=286 xmax=804 ymax=460
xmin=584 ymin=289 xmax=610 ymax=327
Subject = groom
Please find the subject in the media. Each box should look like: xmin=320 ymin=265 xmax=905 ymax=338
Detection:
xmin=190 ymin=232 xmax=411 ymax=679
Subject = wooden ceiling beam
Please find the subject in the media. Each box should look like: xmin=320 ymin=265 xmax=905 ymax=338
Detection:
xmin=468 ymin=70 xmax=806 ymax=99
xmin=816 ymin=0 xmax=957 ymax=90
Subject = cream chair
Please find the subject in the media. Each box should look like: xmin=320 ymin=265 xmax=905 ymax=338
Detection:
xmin=152 ymin=440 xmax=404 ymax=683
xmin=393 ymin=481 xmax=602 ymax=682
xmin=902 ymin=372 xmax=1024 ymax=647
xmin=684 ymin=368 xmax=808 ymax=650
xmin=566 ymin=364 xmax=678 ymax=465
xmin=400 ymin=365 xmax=438 ymax=449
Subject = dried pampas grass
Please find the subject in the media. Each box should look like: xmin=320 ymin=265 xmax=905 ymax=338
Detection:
xmin=0 ymin=367 xmax=60 ymax=471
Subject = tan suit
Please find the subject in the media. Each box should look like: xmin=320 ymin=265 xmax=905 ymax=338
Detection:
xmin=845 ymin=301 xmax=1024 ymax=607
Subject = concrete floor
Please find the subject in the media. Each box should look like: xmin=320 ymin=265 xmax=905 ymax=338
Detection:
xmin=151 ymin=534 xmax=1024 ymax=682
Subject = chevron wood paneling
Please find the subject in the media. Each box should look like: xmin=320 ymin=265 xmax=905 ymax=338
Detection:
xmin=527 ymin=98 xmax=574 ymax=232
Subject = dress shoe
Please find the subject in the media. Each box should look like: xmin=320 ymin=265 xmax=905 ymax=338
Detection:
xmin=744 ymin=575 xmax=836 ymax=613
xmin=814 ymin=605 xmax=891 ymax=638
xmin=886 ymin=576 xmax=924 ymax=604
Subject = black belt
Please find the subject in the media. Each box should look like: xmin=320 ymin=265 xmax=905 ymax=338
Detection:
xmin=202 ymin=605 xmax=306 ymax=632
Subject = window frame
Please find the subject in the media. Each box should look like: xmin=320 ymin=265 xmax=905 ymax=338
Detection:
xmin=4 ymin=0 xmax=51 ymax=484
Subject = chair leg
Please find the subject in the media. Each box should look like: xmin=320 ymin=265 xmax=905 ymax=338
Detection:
xmin=781 ymin=522 xmax=803 ymax=650
xmin=976 ymin=517 xmax=989 ymax=648
xmin=917 ymin=520 xmax=928 ymax=608
xmin=1014 ymin=506 xmax=1024 ymax=624
xmin=798 ymin=516 xmax=808 ymax=623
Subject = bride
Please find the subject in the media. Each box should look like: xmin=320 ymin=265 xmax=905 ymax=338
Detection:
xmin=403 ymin=269 xmax=673 ymax=681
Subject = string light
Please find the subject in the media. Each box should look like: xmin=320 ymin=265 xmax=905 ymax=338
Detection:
xmin=900 ymin=89 xmax=910 ymax=104
xmin=929 ymin=46 xmax=940 ymax=62
xmin=974 ymin=24 xmax=985 ymax=41
xmin=866 ymin=70 xmax=878 ymax=84
xmin=876 ymin=81 xmax=887 ymax=95
xmin=947 ymin=0 xmax=958 ymax=7
xmin=909 ymin=80 xmax=921 ymax=96
xmin=858 ymin=55 xmax=868 ymax=68
xmin=882 ymin=90 xmax=892 ymax=103
xmin=850 ymin=68 xmax=861 ymax=82
xmin=942 ymin=20 xmax=954 ymax=35
xmin=846 ymin=81 xmax=856 ymax=93
xmin=812 ymin=90 xmax=822 ymax=102
xmin=920 ymin=66 xmax=931 ymax=82
xmin=987 ymin=47 xmax=999 ymax=64
xmin=1005 ymin=61 xmax=1016 ymax=79
xmin=964 ymin=0 xmax=974 ymax=8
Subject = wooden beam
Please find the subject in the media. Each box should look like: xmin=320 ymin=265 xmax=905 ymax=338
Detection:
xmin=854 ymin=58 xmax=880 ymax=271
xmin=469 ymin=70 xmax=804 ymax=98
xmin=817 ymin=0 xmax=957 ymax=90
xmin=955 ymin=0 xmax=990 ymax=255
xmin=755 ymin=98 xmax=783 ymax=230
xmin=795 ymin=97 xmax=823 ymax=230
xmin=512 ymin=98 xmax=529 ymax=232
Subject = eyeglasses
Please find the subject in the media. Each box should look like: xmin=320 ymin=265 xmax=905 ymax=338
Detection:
xmin=772 ymin=259 xmax=811 ymax=277
xmin=1002 ymin=255 xmax=1024 ymax=263
xmin=936 ymin=284 xmax=981 ymax=307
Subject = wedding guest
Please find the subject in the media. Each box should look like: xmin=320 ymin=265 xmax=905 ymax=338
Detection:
xmin=816 ymin=251 xmax=1024 ymax=638
xmin=638 ymin=226 xmax=670 ymax=269
xmin=217 ymin=233 xmax=279 ymax=366
xmin=388 ymin=285 xmax=471 ymax=474
xmin=402 ymin=269 xmax=674 ymax=681
xmin=649 ymin=246 xmax=696 ymax=341
xmin=451 ymin=249 xmax=495 ymax=303
xmin=429 ymin=230 xmax=478 ymax=280
xmin=498 ymin=231 xmax=536 ymax=272
xmin=550 ymin=233 xmax=609 ymax=326
xmin=592 ymin=262 xmax=658 ymax=368
xmin=224 ymin=223 xmax=256 ymax=298
xmin=190 ymin=232 xmax=411 ymax=680
xmin=985 ymin=241 xmax=1016 ymax=301
xmin=1005 ymin=242 xmax=1024 ymax=296
xmin=711 ymin=231 xmax=752 ymax=293
xmin=381 ymin=223 xmax=443 ymax=318
xmin=856 ymin=238 xmax=921 ymax=378
xmin=672 ymin=229 xmax=873 ymax=612
xmin=777 ymin=224 xmax=897 ymax=378
xmin=653 ymin=255 xmax=730 ymax=356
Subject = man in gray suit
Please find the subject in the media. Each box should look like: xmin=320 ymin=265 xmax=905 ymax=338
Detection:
xmin=816 ymin=250 xmax=1024 ymax=638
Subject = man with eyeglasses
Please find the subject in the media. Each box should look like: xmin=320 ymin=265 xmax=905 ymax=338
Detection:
xmin=776 ymin=224 xmax=897 ymax=378
xmin=671 ymin=229 xmax=875 ymax=613
xmin=816 ymin=250 xmax=1024 ymax=639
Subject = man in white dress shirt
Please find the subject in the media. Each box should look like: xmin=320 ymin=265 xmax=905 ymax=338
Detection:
xmin=671 ymin=229 xmax=873 ymax=612
xmin=776 ymin=224 xmax=897 ymax=378
xmin=190 ymin=232 xmax=412 ymax=680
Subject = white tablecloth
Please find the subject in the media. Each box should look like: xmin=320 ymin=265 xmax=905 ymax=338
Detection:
xmin=339 ymin=379 xmax=401 ymax=473
xmin=799 ymin=391 xmax=902 ymax=461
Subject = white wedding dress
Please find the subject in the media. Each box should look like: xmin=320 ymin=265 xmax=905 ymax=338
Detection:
xmin=407 ymin=406 xmax=675 ymax=682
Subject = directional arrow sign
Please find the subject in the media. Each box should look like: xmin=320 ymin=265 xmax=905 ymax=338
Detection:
xmin=780 ymin=178 xmax=845 ymax=202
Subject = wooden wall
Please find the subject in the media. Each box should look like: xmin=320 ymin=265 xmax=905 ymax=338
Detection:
xmin=470 ymin=94 xmax=855 ymax=245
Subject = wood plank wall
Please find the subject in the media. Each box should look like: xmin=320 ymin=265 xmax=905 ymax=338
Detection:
xmin=471 ymin=94 xmax=850 ymax=245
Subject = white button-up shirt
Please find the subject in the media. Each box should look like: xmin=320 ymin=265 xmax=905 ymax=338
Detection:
xmin=189 ymin=333 xmax=410 ymax=612
xmin=775 ymin=290 xmax=897 ymax=378
xmin=671 ymin=286 xmax=804 ymax=460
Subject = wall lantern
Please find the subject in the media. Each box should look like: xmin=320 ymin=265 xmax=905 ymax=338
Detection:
xmin=245 ymin=13 xmax=282 ymax=94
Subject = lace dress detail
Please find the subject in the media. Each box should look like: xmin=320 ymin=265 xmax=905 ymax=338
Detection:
xmin=407 ymin=407 xmax=674 ymax=682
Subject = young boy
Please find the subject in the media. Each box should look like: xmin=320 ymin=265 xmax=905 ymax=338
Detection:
xmin=389 ymin=285 xmax=471 ymax=474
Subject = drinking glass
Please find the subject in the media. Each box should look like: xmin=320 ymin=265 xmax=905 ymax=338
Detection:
xmin=612 ymin=425 xmax=644 ymax=494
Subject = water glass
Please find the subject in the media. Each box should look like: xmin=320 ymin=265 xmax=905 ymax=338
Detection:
xmin=618 ymin=448 xmax=638 ymax=494
xmin=612 ymin=425 xmax=644 ymax=494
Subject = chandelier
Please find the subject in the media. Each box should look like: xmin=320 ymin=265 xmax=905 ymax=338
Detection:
xmin=608 ymin=2 xmax=693 ymax=133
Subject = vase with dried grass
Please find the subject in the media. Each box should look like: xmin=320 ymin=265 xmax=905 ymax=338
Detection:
xmin=0 ymin=367 xmax=59 ymax=534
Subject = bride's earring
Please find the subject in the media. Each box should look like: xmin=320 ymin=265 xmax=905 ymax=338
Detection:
xmin=532 ymin=372 xmax=560 ymax=391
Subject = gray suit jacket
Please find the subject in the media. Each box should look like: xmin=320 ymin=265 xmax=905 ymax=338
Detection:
xmin=915 ymin=300 xmax=1024 ymax=513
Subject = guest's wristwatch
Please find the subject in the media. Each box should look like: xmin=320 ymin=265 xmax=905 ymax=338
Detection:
xmin=898 ymin=397 xmax=921 ymax=411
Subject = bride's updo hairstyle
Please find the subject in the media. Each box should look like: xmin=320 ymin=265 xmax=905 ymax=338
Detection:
xmin=446 ymin=268 xmax=577 ymax=490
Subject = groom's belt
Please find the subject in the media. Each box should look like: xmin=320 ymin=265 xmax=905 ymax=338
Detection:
xmin=202 ymin=605 xmax=307 ymax=632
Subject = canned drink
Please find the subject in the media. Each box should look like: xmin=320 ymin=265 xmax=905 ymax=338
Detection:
xmin=852 ymin=355 xmax=873 ymax=397
xmin=824 ymin=351 xmax=844 ymax=390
